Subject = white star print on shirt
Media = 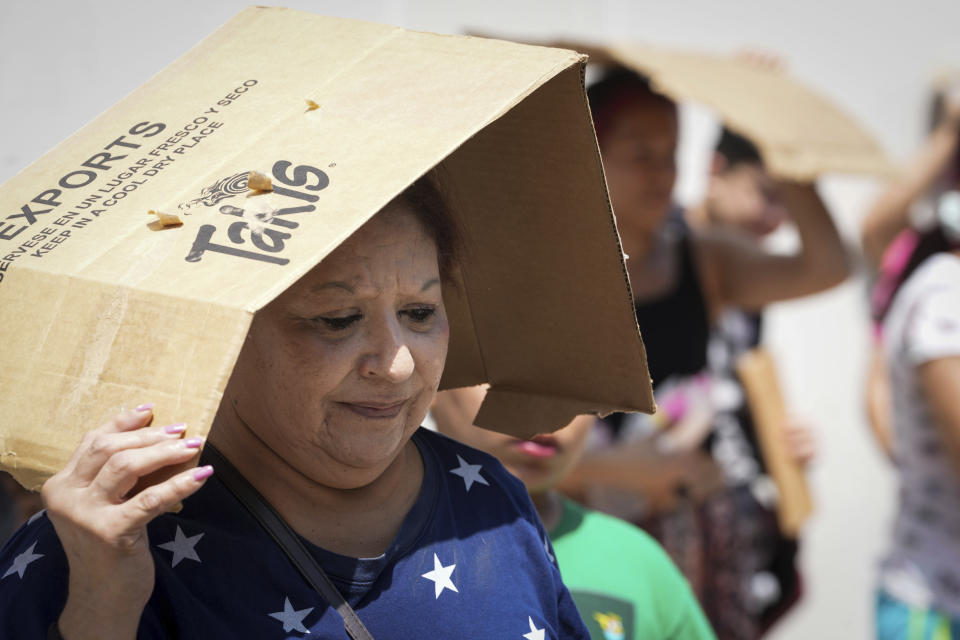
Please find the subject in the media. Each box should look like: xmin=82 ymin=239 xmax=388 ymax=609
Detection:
xmin=268 ymin=596 xmax=314 ymax=633
xmin=2 ymin=542 xmax=43 ymax=580
xmin=27 ymin=510 xmax=45 ymax=525
xmin=449 ymin=455 xmax=489 ymax=492
xmin=542 ymin=534 xmax=555 ymax=564
xmin=421 ymin=553 xmax=459 ymax=598
xmin=523 ymin=616 xmax=546 ymax=640
xmin=158 ymin=525 xmax=204 ymax=567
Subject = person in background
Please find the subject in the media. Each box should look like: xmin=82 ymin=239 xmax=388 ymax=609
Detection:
xmin=683 ymin=127 xmax=818 ymax=634
xmin=863 ymin=82 xmax=960 ymax=460
xmin=431 ymin=385 xmax=717 ymax=640
xmin=564 ymin=66 xmax=848 ymax=639
xmin=861 ymin=82 xmax=960 ymax=639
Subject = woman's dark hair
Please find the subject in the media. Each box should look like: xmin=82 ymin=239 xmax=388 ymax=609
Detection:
xmin=587 ymin=66 xmax=676 ymax=144
xmin=715 ymin=127 xmax=763 ymax=169
xmin=393 ymin=170 xmax=462 ymax=284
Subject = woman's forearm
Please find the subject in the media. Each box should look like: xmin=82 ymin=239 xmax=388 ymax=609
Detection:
xmin=862 ymin=118 xmax=960 ymax=267
xmin=779 ymin=181 xmax=850 ymax=290
xmin=58 ymin=589 xmax=142 ymax=640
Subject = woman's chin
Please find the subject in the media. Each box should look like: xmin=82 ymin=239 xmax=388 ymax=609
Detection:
xmin=314 ymin=456 xmax=399 ymax=489
xmin=317 ymin=431 xmax=412 ymax=484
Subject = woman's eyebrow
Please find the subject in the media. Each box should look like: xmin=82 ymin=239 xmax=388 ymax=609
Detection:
xmin=307 ymin=279 xmax=438 ymax=296
xmin=310 ymin=281 xmax=356 ymax=295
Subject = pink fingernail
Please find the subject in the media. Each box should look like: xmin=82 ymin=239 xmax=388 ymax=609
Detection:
xmin=193 ymin=465 xmax=214 ymax=481
xmin=135 ymin=403 xmax=155 ymax=412
xmin=183 ymin=437 xmax=204 ymax=449
xmin=164 ymin=423 xmax=187 ymax=434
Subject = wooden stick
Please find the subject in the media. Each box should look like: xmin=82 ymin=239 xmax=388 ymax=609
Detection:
xmin=735 ymin=347 xmax=813 ymax=536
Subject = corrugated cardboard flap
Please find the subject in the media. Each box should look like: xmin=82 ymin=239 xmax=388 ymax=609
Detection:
xmin=476 ymin=389 xmax=627 ymax=440
xmin=0 ymin=270 xmax=250 ymax=489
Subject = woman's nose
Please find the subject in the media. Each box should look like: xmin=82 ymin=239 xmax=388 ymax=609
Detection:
xmin=359 ymin=319 xmax=415 ymax=382
xmin=385 ymin=344 xmax=415 ymax=381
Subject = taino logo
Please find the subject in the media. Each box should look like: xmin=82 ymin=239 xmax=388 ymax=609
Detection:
xmin=178 ymin=172 xmax=249 ymax=211
xmin=184 ymin=160 xmax=329 ymax=266
xmin=592 ymin=612 xmax=625 ymax=640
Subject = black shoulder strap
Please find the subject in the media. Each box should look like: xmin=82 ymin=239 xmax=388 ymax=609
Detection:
xmin=203 ymin=444 xmax=375 ymax=640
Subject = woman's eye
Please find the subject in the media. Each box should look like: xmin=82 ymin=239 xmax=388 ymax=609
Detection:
xmin=313 ymin=314 xmax=362 ymax=331
xmin=402 ymin=306 xmax=436 ymax=323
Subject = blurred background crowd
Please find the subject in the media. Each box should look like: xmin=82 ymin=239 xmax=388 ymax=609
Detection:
xmin=3 ymin=1 xmax=960 ymax=638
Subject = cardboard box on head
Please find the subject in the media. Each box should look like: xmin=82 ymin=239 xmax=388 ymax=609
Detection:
xmin=0 ymin=8 xmax=655 ymax=490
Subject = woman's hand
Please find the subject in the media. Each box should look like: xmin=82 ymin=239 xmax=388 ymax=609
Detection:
xmin=41 ymin=405 xmax=213 ymax=640
xmin=780 ymin=416 xmax=818 ymax=467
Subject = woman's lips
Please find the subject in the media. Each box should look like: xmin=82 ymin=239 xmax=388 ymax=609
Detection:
xmin=337 ymin=401 xmax=406 ymax=419
xmin=513 ymin=434 xmax=560 ymax=459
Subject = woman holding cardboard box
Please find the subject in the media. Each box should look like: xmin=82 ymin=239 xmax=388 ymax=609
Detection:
xmin=565 ymin=66 xmax=850 ymax=638
xmin=0 ymin=8 xmax=671 ymax=639
xmin=0 ymin=176 xmax=592 ymax=639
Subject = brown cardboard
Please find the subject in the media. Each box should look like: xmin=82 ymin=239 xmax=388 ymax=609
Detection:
xmin=0 ymin=8 xmax=655 ymax=490
xmin=735 ymin=348 xmax=813 ymax=537
xmin=479 ymin=36 xmax=893 ymax=181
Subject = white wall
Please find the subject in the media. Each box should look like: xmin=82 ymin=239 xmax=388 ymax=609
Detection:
xmin=5 ymin=1 xmax=960 ymax=637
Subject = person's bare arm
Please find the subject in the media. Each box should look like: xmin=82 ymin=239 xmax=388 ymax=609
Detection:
xmin=865 ymin=344 xmax=896 ymax=460
xmin=558 ymin=442 xmax=724 ymax=512
xmin=919 ymin=356 xmax=960 ymax=471
xmin=701 ymin=181 xmax=850 ymax=312
xmin=861 ymin=100 xmax=960 ymax=268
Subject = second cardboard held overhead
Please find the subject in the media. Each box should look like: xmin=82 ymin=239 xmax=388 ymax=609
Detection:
xmin=517 ymin=38 xmax=894 ymax=181
xmin=0 ymin=9 xmax=656 ymax=489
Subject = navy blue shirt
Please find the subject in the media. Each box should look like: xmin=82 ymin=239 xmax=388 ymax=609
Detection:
xmin=0 ymin=429 xmax=589 ymax=639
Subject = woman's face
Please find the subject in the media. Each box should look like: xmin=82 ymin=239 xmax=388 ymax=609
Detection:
xmin=223 ymin=203 xmax=449 ymax=489
xmin=599 ymin=98 xmax=678 ymax=242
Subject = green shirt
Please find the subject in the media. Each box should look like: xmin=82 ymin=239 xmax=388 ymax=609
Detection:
xmin=550 ymin=497 xmax=716 ymax=640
